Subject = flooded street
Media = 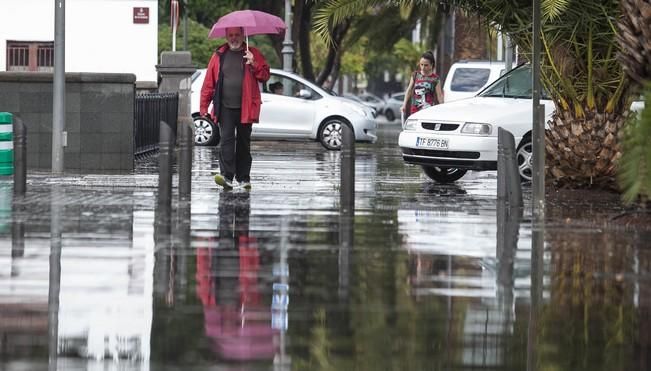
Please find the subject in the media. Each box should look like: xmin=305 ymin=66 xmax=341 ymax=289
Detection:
xmin=0 ymin=122 xmax=649 ymax=370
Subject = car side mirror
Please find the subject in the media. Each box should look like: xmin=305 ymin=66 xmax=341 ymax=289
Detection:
xmin=298 ymin=89 xmax=312 ymax=99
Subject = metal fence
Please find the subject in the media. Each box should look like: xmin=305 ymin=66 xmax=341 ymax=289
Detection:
xmin=134 ymin=93 xmax=178 ymax=156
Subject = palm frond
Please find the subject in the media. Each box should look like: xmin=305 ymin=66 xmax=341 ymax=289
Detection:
xmin=542 ymin=0 xmax=570 ymax=21
xmin=313 ymin=0 xmax=386 ymax=45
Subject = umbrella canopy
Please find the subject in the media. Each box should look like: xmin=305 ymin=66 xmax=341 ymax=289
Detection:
xmin=208 ymin=10 xmax=286 ymax=39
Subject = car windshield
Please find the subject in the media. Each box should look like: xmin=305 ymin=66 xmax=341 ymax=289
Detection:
xmin=191 ymin=70 xmax=202 ymax=83
xmin=479 ymin=65 xmax=533 ymax=98
xmin=450 ymin=68 xmax=491 ymax=92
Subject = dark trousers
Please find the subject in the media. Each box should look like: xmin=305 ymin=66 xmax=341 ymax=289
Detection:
xmin=219 ymin=107 xmax=252 ymax=182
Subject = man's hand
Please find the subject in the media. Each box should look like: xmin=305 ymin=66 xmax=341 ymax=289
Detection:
xmin=244 ymin=50 xmax=254 ymax=65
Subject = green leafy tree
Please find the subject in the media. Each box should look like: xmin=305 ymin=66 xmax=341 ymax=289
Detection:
xmin=158 ymin=19 xmax=220 ymax=67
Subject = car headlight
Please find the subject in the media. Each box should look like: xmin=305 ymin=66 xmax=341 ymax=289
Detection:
xmin=343 ymin=101 xmax=371 ymax=118
xmin=461 ymin=122 xmax=492 ymax=135
xmin=403 ymin=118 xmax=418 ymax=131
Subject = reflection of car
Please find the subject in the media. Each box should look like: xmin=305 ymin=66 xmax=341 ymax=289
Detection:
xmin=358 ymin=93 xmax=386 ymax=115
xmin=191 ymin=69 xmax=377 ymax=150
xmin=383 ymin=92 xmax=405 ymax=122
xmin=342 ymin=94 xmax=378 ymax=117
xmin=442 ymin=61 xmax=505 ymax=103
xmin=398 ymin=64 xmax=554 ymax=183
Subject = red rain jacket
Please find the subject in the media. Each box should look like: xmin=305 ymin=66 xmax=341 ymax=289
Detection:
xmin=200 ymin=43 xmax=270 ymax=124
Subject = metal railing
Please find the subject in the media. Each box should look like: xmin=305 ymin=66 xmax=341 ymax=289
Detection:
xmin=134 ymin=93 xmax=178 ymax=156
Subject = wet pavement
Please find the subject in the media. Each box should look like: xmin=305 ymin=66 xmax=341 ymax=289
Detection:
xmin=0 ymin=121 xmax=649 ymax=371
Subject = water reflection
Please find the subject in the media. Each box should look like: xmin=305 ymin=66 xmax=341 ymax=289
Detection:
xmin=196 ymin=192 xmax=279 ymax=361
xmin=1 ymin=129 xmax=651 ymax=370
xmin=535 ymin=230 xmax=651 ymax=370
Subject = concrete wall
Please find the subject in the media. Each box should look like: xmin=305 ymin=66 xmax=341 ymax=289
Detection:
xmin=0 ymin=0 xmax=158 ymax=86
xmin=0 ymin=72 xmax=136 ymax=173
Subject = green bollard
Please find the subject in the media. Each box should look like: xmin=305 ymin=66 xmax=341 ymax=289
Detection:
xmin=0 ymin=112 xmax=13 ymax=176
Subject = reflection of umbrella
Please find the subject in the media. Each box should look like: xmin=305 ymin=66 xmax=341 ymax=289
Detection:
xmin=208 ymin=10 xmax=286 ymax=39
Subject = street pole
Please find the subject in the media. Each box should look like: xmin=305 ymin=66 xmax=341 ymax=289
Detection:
xmin=504 ymin=34 xmax=513 ymax=73
xmin=532 ymin=0 xmax=544 ymax=220
xmin=182 ymin=0 xmax=188 ymax=51
xmin=281 ymin=0 xmax=294 ymax=72
xmin=171 ymin=0 xmax=179 ymax=52
xmin=52 ymin=0 xmax=65 ymax=174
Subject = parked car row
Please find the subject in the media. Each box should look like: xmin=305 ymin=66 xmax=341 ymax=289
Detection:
xmin=191 ymin=68 xmax=377 ymax=150
xmin=190 ymin=61 xmax=645 ymax=185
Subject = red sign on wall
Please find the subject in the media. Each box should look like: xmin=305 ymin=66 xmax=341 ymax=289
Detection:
xmin=133 ymin=7 xmax=149 ymax=24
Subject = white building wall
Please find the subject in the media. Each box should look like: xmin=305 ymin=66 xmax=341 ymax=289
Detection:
xmin=0 ymin=0 xmax=158 ymax=84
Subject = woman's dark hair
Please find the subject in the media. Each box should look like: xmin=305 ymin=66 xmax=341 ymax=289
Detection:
xmin=421 ymin=51 xmax=436 ymax=66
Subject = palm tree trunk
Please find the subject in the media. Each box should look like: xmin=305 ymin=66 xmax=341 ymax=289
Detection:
xmin=546 ymin=107 xmax=626 ymax=188
xmin=297 ymin=1 xmax=315 ymax=80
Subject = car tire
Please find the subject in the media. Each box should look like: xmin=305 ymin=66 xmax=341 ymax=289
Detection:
xmin=421 ymin=166 xmax=467 ymax=183
xmin=385 ymin=109 xmax=395 ymax=122
xmin=193 ymin=115 xmax=219 ymax=146
xmin=516 ymin=136 xmax=533 ymax=182
xmin=318 ymin=118 xmax=348 ymax=150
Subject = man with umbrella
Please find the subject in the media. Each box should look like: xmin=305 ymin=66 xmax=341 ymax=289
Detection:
xmin=200 ymin=26 xmax=270 ymax=190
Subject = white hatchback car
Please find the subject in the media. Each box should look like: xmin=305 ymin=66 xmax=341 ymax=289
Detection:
xmin=399 ymin=64 xmax=554 ymax=183
xmin=383 ymin=92 xmax=405 ymax=122
xmin=191 ymin=68 xmax=377 ymax=150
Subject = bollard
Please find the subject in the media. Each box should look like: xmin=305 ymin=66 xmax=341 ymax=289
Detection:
xmin=497 ymin=127 xmax=523 ymax=208
xmin=0 ymin=112 xmax=14 ymax=177
xmin=156 ymin=51 xmax=196 ymax=203
xmin=13 ymin=117 xmax=26 ymax=195
xmin=177 ymin=116 xmax=193 ymax=201
xmin=339 ymin=123 xmax=354 ymax=301
xmin=158 ymin=119 xmax=176 ymax=212
xmin=340 ymin=123 xmax=355 ymax=214
xmin=497 ymin=129 xmax=507 ymax=201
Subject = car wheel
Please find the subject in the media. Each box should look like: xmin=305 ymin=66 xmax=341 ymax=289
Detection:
xmin=516 ymin=137 xmax=533 ymax=182
xmin=193 ymin=116 xmax=219 ymax=146
xmin=421 ymin=166 xmax=467 ymax=183
xmin=318 ymin=119 xmax=348 ymax=150
xmin=385 ymin=109 xmax=395 ymax=122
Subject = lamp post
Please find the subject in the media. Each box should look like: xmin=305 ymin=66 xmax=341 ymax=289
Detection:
xmin=52 ymin=0 xmax=65 ymax=174
xmin=532 ymin=0 xmax=544 ymax=219
xmin=281 ymin=0 xmax=294 ymax=72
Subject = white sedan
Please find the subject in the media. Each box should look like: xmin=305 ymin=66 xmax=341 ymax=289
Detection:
xmin=398 ymin=64 xmax=554 ymax=183
xmin=191 ymin=68 xmax=377 ymax=150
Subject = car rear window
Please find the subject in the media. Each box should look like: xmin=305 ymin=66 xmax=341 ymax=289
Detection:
xmin=450 ymin=68 xmax=491 ymax=92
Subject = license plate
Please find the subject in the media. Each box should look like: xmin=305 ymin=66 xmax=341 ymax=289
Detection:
xmin=416 ymin=136 xmax=449 ymax=149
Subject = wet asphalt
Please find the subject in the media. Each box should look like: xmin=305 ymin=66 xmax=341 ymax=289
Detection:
xmin=0 ymin=119 xmax=649 ymax=371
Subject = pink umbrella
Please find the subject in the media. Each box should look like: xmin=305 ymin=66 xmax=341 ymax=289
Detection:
xmin=208 ymin=10 xmax=286 ymax=40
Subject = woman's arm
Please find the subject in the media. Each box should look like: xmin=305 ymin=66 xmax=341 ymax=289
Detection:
xmin=436 ymin=82 xmax=444 ymax=104
xmin=401 ymin=75 xmax=415 ymax=113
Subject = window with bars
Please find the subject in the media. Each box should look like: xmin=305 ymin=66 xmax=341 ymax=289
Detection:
xmin=6 ymin=41 xmax=54 ymax=72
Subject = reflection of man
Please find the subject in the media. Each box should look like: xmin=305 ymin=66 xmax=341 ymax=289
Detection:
xmin=195 ymin=192 xmax=278 ymax=361
xmin=200 ymin=27 xmax=270 ymax=190
xmin=269 ymin=81 xmax=284 ymax=95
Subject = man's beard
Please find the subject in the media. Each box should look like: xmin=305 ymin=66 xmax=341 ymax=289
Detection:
xmin=228 ymin=40 xmax=242 ymax=50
